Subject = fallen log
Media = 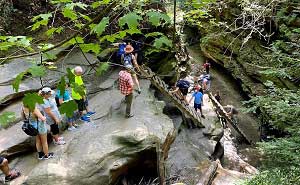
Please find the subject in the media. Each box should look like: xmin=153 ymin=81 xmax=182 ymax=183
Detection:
xmin=196 ymin=161 xmax=218 ymax=185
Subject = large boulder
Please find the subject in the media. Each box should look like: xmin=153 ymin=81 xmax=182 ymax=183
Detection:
xmin=21 ymin=77 xmax=174 ymax=185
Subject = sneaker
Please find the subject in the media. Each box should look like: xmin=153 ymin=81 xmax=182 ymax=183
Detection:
xmin=5 ymin=171 xmax=21 ymax=182
xmin=53 ymin=139 xmax=66 ymax=145
xmin=86 ymin=111 xmax=96 ymax=116
xmin=201 ymin=115 xmax=205 ymax=119
xmin=58 ymin=136 xmax=64 ymax=141
xmin=125 ymin=114 xmax=134 ymax=118
xmin=38 ymin=152 xmax=45 ymax=160
xmin=81 ymin=115 xmax=90 ymax=122
xmin=43 ymin=152 xmax=54 ymax=160
xmin=68 ymin=126 xmax=77 ymax=131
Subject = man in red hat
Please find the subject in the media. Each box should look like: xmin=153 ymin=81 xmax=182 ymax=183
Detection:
xmin=121 ymin=44 xmax=141 ymax=94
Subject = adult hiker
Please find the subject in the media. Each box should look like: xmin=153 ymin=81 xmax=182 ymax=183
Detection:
xmin=119 ymin=64 xmax=135 ymax=118
xmin=131 ymin=36 xmax=144 ymax=65
xmin=170 ymin=76 xmax=191 ymax=105
xmin=39 ymin=87 xmax=66 ymax=145
xmin=22 ymin=104 xmax=54 ymax=160
xmin=71 ymin=66 xmax=95 ymax=122
xmin=0 ymin=157 xmax=21 ymax=182
xmin=199 ymin=74 xmax=210 ymax=92
xmin=224 ymin=105 xmax=239 ymax=119
xmin=121 ymin=44 xmax=141 ymax=94
xmin=203 ymin=60 xmax=211 ymax=74
xmin=56 ymin=83 xmax=78 ymax=131
xmin=214 ymin=91 xmax=221 ymax=103
xmin=188 ymin=86 xmax=205 ymax=118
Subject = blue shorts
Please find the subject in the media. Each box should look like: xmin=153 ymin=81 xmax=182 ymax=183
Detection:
xmin=194 ymin=103 xmax=202 ymax=110
xmin=31 ymin=121 xmax=48 ymax=134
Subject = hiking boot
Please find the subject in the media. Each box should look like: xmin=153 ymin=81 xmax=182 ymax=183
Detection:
xmin=38 ymin=152 xmax=45 ymax=160
xmin=86 ymin=111 xmax=96 ymax=116
xmin=5 ymin=170 xmax=21 ymax=182
xmin=53 ymin=139 xmax=66 ymax=145
xmin=43 ymin=152 xmax=54 ymax=160
xmin=125 ymin=114 xmax=134 ymax=118
xmin=201 ymin=115 xmax=205 ymax=119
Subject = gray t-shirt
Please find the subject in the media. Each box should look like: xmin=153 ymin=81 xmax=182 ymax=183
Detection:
xmin=40 ymin=98 xmax=61 ymax=125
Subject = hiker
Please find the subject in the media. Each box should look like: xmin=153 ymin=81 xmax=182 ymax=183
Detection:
xmin=22 ymin=105 xmax=54 ymax=159
xmin=0 ymin=157 xmax=21 ymax=182
xmin=119 ymin=64 xmax=135 ymax=118
xmin=170 ymin=77 xmax=190 ymax=105
xmin=56 ymin=84 xmax=78 ymax=131
xmin=121 ymin=44 xmax=141 ymax=94
xmin=189 ymin=86 xmax=205 ymax=118
xmin=71 ymin=66 xmax=95 ymax=122
xmin=199 ymin=74 xmax=210 ymax=92
xmin=224 ymin=105 xmax=239 ymax=119
xmin=214 ymin=91 xmax=221 ymax=103
xmin=203 ymin=60 xmax=211 ymax=74
xmin=39 ymin=87 xmax=66 ymax=145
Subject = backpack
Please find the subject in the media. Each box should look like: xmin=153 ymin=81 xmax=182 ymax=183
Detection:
xmin=22 ymin=111 xmax=39 ymax=136
xmin=177 ymin=80 xmax=190 ymax=89
xmin=117 ymin=43 xmax=126 ymax=57
xmin=122 ymin=54 xmax=133 ymax=66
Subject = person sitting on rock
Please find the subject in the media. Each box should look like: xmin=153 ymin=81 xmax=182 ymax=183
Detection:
xmin=40 ymin=87 xmax=66 ymax=145
xmin=189 ymin=85 xmax=205 ymax=118
xmin=119 ymin=64 xmax=135 ymax=118
xmin=0 ymin=156 xmax=21 ymax=182
xmin=71 ymin=66 xmax=95 ymax=122
xmin=22 ymin=104 xmax=54 ymax=160
xmin=170 ymin=76 xmax=191 ymax=105
xmin=121 ymin=44 xmax=141 ymax=94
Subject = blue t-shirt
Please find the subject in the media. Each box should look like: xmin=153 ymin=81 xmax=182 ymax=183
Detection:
xmin=40 ymin=98 xmax=61 ymax=125
xmin=192 ymin=91 xmax=203 ymax=105
xmin=56 ymin=89 xmax=71 ymax=101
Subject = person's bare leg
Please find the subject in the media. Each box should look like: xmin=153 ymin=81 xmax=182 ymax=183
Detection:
xmin=0 ymin=159 xmax=10 ymax=176
xmin=40 ymin=134 xmax=49 ymax=156
xmin=133 ymin=74 xmax=141 ymax=91
xmin=36 ymin=135 xmax=42 ymax=152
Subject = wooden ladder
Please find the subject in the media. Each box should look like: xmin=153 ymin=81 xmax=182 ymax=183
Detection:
xmin=208 ymin=93 xmax=253 ymax=144
xmin=140 ymin=66 xmax=204 ymax=128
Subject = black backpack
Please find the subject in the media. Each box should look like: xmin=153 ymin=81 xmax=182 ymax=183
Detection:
xmin=177 ymin=80 xmax=190 ymax=89
xmin=122 ymin=54 xmax=133 ymax=66
xmin=22 ymin=110 xmax=39 ymax=136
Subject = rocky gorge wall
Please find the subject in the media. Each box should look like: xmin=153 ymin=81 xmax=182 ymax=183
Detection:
xmin=184 ymin=0 xmax=300 ymax=98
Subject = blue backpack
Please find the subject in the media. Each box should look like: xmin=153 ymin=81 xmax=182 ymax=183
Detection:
xmin=117 ymin=43 xmax=126 ymax=57
xmin=177 ymin=80 xmax=190 ymax=89
xmin=122 ymin=54 xmax=133 ymax=66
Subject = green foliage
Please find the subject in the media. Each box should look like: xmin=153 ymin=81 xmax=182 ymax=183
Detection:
xmin=58 ymin=100 xmax=78 ymax=117
xmin=119 ymin=12 xmax=143 ymax=30
xmin=90 ymin=17 xmax=109 ymax=36
xmin=79 ymin=43 xmax=100 ymax=54
xmin=66 ymin=68 xmax=75 ymax=83
xmin=31 ymin=13 xmax=52 ymax=31
xmin=146 ymin=10 xmax=171 ymax=26
xmin=64 ymin=36 xmax=84 ymax=46
xmin=12 ymin=72 xmax=26 ymax=92
xmin=28 ymin=65 xmax=46 ymax=77
xmin=91 ymin=0 xmax=111 ymax=9
xmin=96 ymin=62 xmax=109 ymax=76
xmin=153 ymin=36 xmax=172 ymax=49
xmin=0 ymin=36 xmax=33 ymax=51
xmin=57 ymin=76 xmax=66 ymax=96
xmin=45 ymin=27 xmax=64 ymax=37
xmin=23 ymin=93 xmax=44 ymax=111
xmin=62 ymin=8 xmax=77 ymax=20
xmin=0 ymin=112 xmax=16 ymax=128
xmin=244 ymin=84 xmax=300 ymax=133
